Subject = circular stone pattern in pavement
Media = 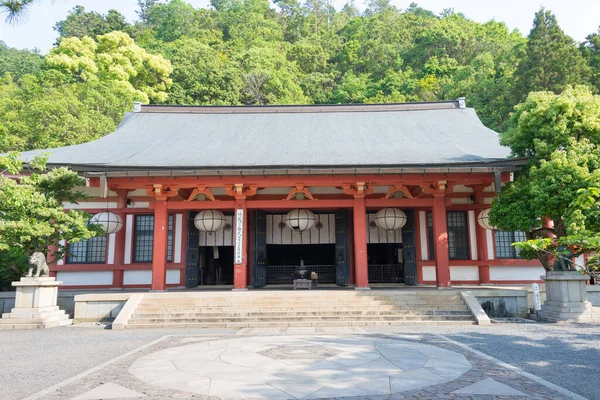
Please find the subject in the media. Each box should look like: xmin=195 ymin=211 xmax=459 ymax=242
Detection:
xmin=128 ymin=335 xmax=472 ymax=399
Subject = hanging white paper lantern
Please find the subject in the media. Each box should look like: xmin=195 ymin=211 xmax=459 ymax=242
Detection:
xmin=194 ymin=210 xmax=226 ymax=232
xmin=284 ymin=209 xmax=316 ymax=232
xmin=374 ymin=208 xmax=407 ymax=231
xmin=90 ymin=211 xmax=123 ymax=235
xmin=477 ymin=209 xmax=496 ymax=230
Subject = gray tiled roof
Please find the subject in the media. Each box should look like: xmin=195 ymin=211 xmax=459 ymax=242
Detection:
xmin=19 ymin=101 xmax=521 ymax=174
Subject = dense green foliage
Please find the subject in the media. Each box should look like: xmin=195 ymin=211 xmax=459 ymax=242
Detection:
xmin=490 ymin=86 xmax=600 ymax=271
xmin=0 ymin=153 xmax=101 ymax=289
xmin=2 ymin=2 xmax=600 ymax=153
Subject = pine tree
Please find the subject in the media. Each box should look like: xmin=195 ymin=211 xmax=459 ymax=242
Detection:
xmin=513 ymin=8 xmax=590 ymax=102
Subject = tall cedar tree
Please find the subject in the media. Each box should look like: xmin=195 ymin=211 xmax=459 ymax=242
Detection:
xmin=513 ymin=8 xmax=589 ymax=103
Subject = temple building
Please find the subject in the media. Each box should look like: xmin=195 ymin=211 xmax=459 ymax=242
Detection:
xmin=20 ymin=99 xmax=544 ymax=291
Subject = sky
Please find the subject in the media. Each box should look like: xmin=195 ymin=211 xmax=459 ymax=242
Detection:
xmin=0 ymin=0 xmax=599 ymax=54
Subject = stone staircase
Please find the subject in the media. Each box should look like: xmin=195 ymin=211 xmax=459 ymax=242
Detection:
xmin=120 ymin=290 xmax=476 ymax=329
xmin=0 ymin=306 xmax=72 ymax=330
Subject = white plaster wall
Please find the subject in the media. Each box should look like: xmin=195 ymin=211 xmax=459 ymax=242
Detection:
xmin=130 ymin=201 xmax=150 ymax=209
xmin=486 ymin=229 xmax=495 ymax=260
xmin=107 ymin=233 xmax=116 ymax=264
xmin=419 ymin=211 xmax=428 ymax=261
xmin=123 ymin=270 xmax=151 ymax=285
xmin=57 ymin=271 xmax=113 ymax=286
xmin=450 ymin=266 xmax=479 ymax=281
xmin=123 ymin=270 xmax=181 ymax=285
xmin=453 ymin=185 xmax=473 ymax=193
xmin=166 ymin=269 xmax=181 ymax=284
xmin=63 ymin=201 xmax=118 ymax=209
xmin=422 ymin=266 xmax=436 ymax=281
xmin=174 ymin=214 xmax=183 ymax=263
xmin=124 ymin=215 xmax=133 ymax=264
xmin=468 ymin=210 xmax=478 ymax=260
xmin=489 ymin=266 xmax=545 ymax=281
xmin=450 ymin=198 xmax=471 ymax=205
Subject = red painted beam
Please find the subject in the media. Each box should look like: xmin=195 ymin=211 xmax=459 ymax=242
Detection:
xmin=166 ymin=201 xmax=238 ymax=210
xmin=247 ymin=199 xmax=354 ymax=209
xmin=107 ymin=174 xmax=496 ymax=189
xmin=365 ymin=199 xmax=434 ymax=208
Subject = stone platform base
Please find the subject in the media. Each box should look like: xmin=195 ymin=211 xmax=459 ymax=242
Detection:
xmin=0 ymin=277 xmax=72 ymax=330
xmin=541 ymin=300 xmax=595 ymax=323
xmin=541 ymin=271 xmax=596 ymax=323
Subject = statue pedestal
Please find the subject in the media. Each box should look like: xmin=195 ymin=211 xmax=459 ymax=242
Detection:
xmin=0 ymin=277 xmax=72 ymax=330
xmin=541 ymin=271 xmax=595 ymax=323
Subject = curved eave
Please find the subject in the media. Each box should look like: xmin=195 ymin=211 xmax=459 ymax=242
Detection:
xmin=46 ymin=158 xmax=528 ymax=178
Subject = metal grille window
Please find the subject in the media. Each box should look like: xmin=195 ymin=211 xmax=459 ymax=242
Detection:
xmin=167 ymin=215 xmax=174 ymax=262
xmin=427 ymin=211 xmax=470 ymax=260
xmin=447 ymin=211 xmax=469 ymax=260
xmin=133 ymin=215 xmax=175 ymax=263
xmin=495 ymin=230 xmax=526 ymax=259
xmin=427 ymin=212 xmax=435 ymax=260
xmin=66 ymin=236 xmax=107 ymax=264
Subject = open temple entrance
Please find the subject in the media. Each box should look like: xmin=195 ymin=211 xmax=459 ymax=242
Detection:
xmin=252 ymin=210 xmax=350 ymax=287
xmin=266 ymin=244 xmax=336 ymax=284
xmin=367 ymin=243 xmax=404 ymax=283
xmin=198 ymin=246 xmax=234 ymax=285
xmin=186 ymin=211 xmax=235 ymax=287
xmin=365 ymin=209 xmax=417 ymax=285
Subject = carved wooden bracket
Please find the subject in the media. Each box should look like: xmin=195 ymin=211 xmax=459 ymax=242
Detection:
xmin=186 ymin=185 xmax=217 ymax=202
xmin=343 ymin=182 xmax=374 ymax=198
xmin=225 ymin=184 xmax=258 ymax=200
xmin=285 ymin=184 xmax=316 ymax=200
xmin=420 ymin=180 xmax=448 ymax=197
xmin=145 ymin=184 xmax=179 ymax=201
xmin=383 ymin=184 xmax=414 ymax=199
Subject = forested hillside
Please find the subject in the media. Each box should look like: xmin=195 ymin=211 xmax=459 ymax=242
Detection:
xmin=1 ymin=0 xmax=599 ymax=152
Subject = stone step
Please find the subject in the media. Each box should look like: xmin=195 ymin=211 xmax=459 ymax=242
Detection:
xmin=0 ymin=317 xmax=72 ymax=330
xmin=131 ymin=310 xmax=472 ymax=318
xmin=124 ymin=320 xmax=476 ymax=329
xmin=134 ymin=305 xmax=469 ymax=313
xmin=128 ymin=314 xmax=474 ymax=324
xmin=139 ymin=296 xmax=464 ymax=303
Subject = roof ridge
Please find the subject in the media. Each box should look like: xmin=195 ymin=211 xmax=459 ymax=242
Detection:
xmin=135 ymin=100 xmax=464 ymax=114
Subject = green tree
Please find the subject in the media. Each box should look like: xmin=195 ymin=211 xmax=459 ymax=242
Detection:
xmin=0 ymin=41 xmax=43 ymax=79
xmin=0 ymin=71 xmax=136 ymax=152
xmin=158 ymin=38 xmax=241 ymax=104
xmin=45 ymin=31 xmax=173 ymax=103
xmin=581 ymin=27 xmax=600 ymax=93
xmin=513 ymin=8 xmax=590 ymax=102
xmin=0 ymin=152 xmax=101 ymax=290
xmin=54 ymin=6 xmax=133 ymax=42
xmin=490 ymin=86 xmax=600 ymax=270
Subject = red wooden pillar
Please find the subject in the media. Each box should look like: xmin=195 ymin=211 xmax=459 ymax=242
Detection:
xmin=474 ymin=188 xmax=490 ymax=284
xmin=151 ymin=198 xmax=168 ymax=290
xmin=113 ymin=189 xmax=129 ymax=288
xmin=233 ymin=199 xmax=248 ymax=290
xmin=432 ymin=195 xmax=451 ymax=287
xmin=353 ymin=196 xmax=369 ymax=289
xmin=47 ymin=244 xmax=59 ymax=277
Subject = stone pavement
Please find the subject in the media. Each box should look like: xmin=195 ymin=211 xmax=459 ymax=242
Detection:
xmin=26 ymin=328 xmax=583 ymax=400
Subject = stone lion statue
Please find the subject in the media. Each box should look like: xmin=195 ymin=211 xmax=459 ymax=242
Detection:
xmin=26 ymin=252 xmax=50 ymax=278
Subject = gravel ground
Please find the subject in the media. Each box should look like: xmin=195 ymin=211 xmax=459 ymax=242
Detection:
xmin=1 ymin=323 xmax=598 ymax=400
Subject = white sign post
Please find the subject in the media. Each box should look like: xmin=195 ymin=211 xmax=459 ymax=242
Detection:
xmin=532 ymin=283 xmax=542 ymax=321
xmin=234 ymin=208 xmax=244 ymax=265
